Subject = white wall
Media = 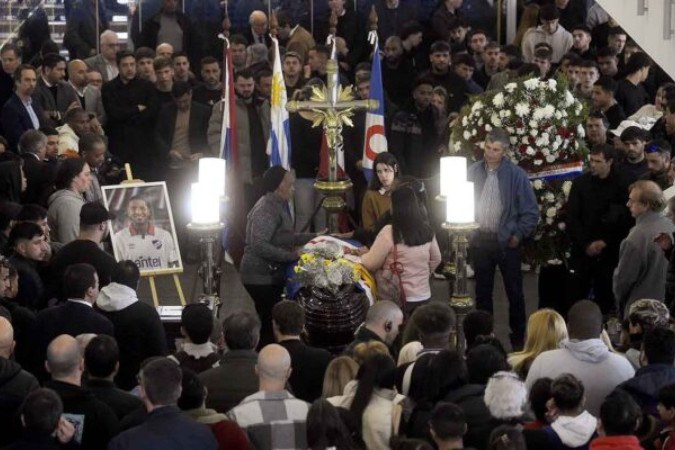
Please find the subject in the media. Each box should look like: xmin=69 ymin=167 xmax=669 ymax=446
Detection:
xmin=596 ymin=0 xmax=675 ymax=80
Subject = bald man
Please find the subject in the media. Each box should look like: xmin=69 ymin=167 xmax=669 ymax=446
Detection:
xmin=614 ymin=181 xmax=675 ymax=315
xmin=67 ymin=60 xmax=106 ymax=124
xmin=226 ymin=344 xmax=310 ymax=448
xmin=44 ymin=334 xmax=119 ymax=450
xmin=346 ymin=300 xmax=404 ymax=354
xmin=156 ymin=43 xmax=174 ymax=59
xmin=0 ymin=316 xmax=39 ymax=445
xmin=85 ymin=30 xmax=120 ymax=82
xmin=245 ymin=10 xmax=270 ymax=47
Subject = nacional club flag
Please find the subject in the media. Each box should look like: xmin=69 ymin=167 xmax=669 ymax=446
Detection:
xmin=266 ymin=36 xmax=292 ymax=169
xmin=220 ymin=40 xmax=238 ymax=166
xmin=362 ymin=32 xmax=388 ymax=184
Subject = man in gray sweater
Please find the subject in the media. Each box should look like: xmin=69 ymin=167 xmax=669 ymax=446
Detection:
xmin=613 ymin=180 xmax=675 ymax=316
xmin=526 ymin=300 xmax=635 ymax=416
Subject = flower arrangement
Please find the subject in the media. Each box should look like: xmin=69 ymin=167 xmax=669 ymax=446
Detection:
xmin=450 ymin=76 xmax=589 ymax=266
xmin=293 ymin=241 xmax=360 ymax=294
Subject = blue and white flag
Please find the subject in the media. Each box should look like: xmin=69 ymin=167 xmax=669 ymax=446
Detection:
xmin=362 ymin=31 xmax=387 ymax=184
xmin=266 ymin=36 xmax=291 ymax=169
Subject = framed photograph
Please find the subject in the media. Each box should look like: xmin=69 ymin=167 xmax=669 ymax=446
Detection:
xmin=102 ymin=181 xmax=183 ymax=275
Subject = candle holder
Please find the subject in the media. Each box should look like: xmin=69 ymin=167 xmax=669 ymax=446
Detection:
xmin=187 ymin=220 xmax=225 ymax=315
xmin=442 ymin=221 xmax=479 ymax=355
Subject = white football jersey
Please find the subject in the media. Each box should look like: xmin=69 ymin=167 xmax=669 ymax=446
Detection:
xmin=113 ymin=224 xmax=179 ymax=270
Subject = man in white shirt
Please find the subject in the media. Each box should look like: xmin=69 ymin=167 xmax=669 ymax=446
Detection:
xmin=113 ymin=196 xmax=178 ymax=271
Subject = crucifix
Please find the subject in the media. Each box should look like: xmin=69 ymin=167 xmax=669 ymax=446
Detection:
xmin=286 ymin=12 xmax=379 ymax=233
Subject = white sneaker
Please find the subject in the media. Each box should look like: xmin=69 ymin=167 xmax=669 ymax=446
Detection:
xmin=466 ymin=265 xmax=474 ymax=279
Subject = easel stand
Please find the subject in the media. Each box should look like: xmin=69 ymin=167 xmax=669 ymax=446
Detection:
xmin=122 ymin=164 xmax=186 ymax=307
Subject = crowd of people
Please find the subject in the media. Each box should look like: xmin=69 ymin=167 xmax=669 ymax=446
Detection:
xmin=1 ymin=0 xmax=675 ymax=448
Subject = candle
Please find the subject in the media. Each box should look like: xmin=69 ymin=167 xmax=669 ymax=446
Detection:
xmin=191 ymin=183 xmax=220 ymax=224
xmin=446 ymin=181 xmax=475 ymax=224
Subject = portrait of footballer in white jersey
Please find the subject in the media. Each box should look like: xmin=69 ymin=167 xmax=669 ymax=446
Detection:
xmin=102 ymin=182 xmax=182 ymax=274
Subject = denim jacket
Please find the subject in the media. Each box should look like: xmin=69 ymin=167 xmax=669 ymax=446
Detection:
xmin=468 ymin=158 xmax=539 ymax=246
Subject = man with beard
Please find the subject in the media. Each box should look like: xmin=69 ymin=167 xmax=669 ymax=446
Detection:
xmin=113 ymin=196 xmax=178 ymax=271
xmin=48 ymin=202 xmax=117 ymax=302
xmin=206 ymin=68 xmax=270 ymax=265
xmin=56 ymin=108 xmax=91 ymax=156
xmin=642 ymin=139 xmax=672 ymax=190
xmin=1 ymin=64 xmax=45 ymax=152
xmin=422 ymin=41 xmax=468 ymax=114
xmin=380 ymin=36 xmax=415 ymax=107
xmin=66 ymin=59 xmax=105 ymax=124
xmin=102 ymin=50 xmax=158 ymax=181
xmin=566 ymin=144 xmax=632 ymax=315
xmin=389 ymin=76 xmax=440 ymax=179
xmin=618 ymin=126 xmax=650 ymax=182
xmin=192 ymin=57 xmax=221 ymax=107
xmin=473 ymin=41 xmax=501 ymax=90
xmin=33 ymin=53 xmax=80 ymax=126
xmin=282 ymin=52 xmax=305 ymax=99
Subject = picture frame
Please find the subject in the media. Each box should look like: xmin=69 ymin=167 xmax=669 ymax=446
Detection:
xmin=102 ymin=181 xmax=183 ymax=276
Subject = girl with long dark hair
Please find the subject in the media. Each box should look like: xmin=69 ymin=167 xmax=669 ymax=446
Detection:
xmin=361 ymin=152 xmax=400 ymax=231
xmin=360 ymin=185 xmax=441 ymax=315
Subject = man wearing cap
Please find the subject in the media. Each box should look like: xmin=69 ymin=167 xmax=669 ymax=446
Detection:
xmin=521 ymin=4 xmax=573 ymax=64
xmin=113 ymin=196 xmax=178 ymax=271
xmin=642 ymin=139 xmax=673 ymax=190
xmin=240 ymin=166 xmax=318 ymax=346
xmin=47 ymin=202 xmax=116 ymax=302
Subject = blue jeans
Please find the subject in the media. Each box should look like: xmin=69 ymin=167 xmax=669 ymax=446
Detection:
xmin=471 ymin=234 xmax=526 ymax=342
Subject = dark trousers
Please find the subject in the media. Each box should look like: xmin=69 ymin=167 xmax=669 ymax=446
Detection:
xmin=567 ymin=251 xmax=617 ymax=316
xmin=243 ymin=283 xmax=284 ymax=347
xmin=471 ymin=236 xmax=526 ymax=341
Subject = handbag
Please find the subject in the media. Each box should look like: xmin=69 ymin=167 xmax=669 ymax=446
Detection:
xmin=375 ymin=244 xmax=406 ymax=309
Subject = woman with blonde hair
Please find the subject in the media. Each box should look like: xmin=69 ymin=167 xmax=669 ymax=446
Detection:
xmin=508 ymin=309 xmax=568 ymax=379
xmin=322 ymin=355 xmax=359 ymax=398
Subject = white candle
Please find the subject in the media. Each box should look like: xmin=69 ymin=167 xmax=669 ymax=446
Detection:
xmin=446 ymin=181 xmax=475 ymax=224
xmin=191 ymin=182 xmax=220 ymax=224
xmin=198 ymin=158 xmax=226 ymax=197
xmin=440 ymin=156 xmax=468 ymax=197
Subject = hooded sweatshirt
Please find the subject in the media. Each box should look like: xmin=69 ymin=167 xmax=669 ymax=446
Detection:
xmin=95 ymin=282 xmax=168 ymax=391
xmin=551 ymin=411 xmax=598 ymax=448
xmin=526 ymin=339 xmax=635 ymax=416
xmin=47 ymin=189 xmax=84 ymax=244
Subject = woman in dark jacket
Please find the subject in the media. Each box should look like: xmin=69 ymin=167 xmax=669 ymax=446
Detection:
xmin=239 ymin=165 xmax=317 ymax=346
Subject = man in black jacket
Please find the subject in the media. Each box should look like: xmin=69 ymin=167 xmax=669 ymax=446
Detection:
xmin=84 ymin=334 xmax=143 ymax=420
xmin=44 ymin=334 xmax=119 ymax=450
xmin=272 ymin=300 xmax=331 ymax=403
xmin=389 ymin=76 xmax=441 ymax=179
xmin=18 ymin=130 xmax=54 ymax=207
xmin=101 ymin=50 xmax=158 ymax=181
xmin=31 ymin=263 xmax=114 ymax=378
xmin=199 ymin=311 xmax=260 ymax=413
xmin=566 ymin=144 xmax=633 ymax=315
xmin=0 ymin=316 xmax=39 ymax=446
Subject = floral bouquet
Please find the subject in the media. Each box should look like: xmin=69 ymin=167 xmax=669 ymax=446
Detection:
xmin=293 ymin=241 xmax=360 ymax=294
xmin=450 ymin=76 xmax=589 ymax=266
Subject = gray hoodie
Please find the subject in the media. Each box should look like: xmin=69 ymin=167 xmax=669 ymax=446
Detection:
xmin=96 ymin=283 xmax=138 ymax=312
xmin=47 ymin=189 xmax=85 ymax=245
xmin=525 ymin=339 xmax=635 ymax=416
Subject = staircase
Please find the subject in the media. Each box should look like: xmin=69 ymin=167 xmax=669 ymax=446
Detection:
xmin=596 ymin=0 xmax=675 ymax=81
xmin=0 ymin=0 xmax=129 ymax=51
